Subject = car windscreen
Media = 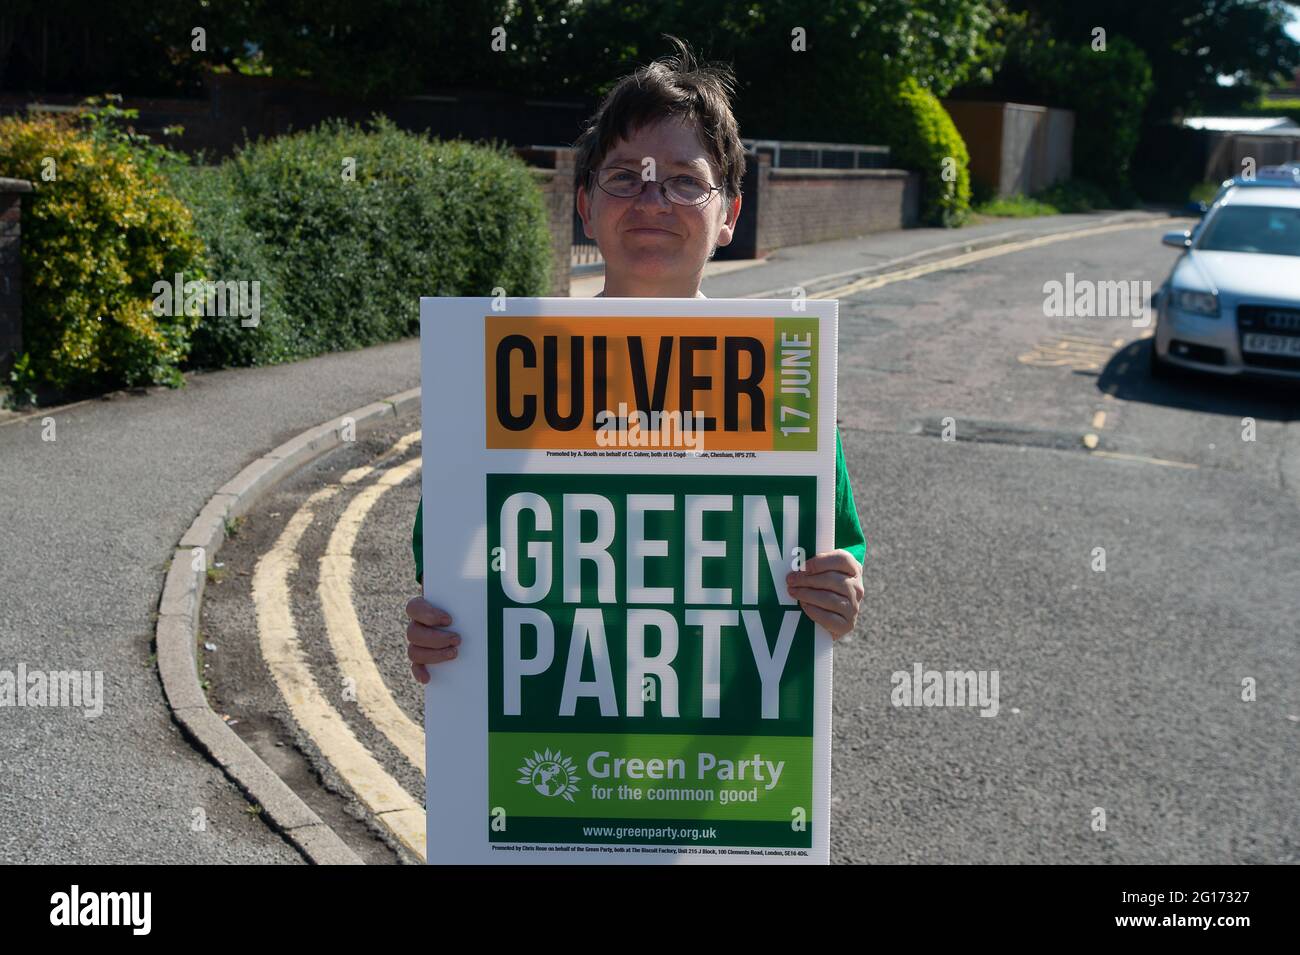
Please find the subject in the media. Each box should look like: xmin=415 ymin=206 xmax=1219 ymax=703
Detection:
xmin=1196 ymin=205 xmax=1300 ymax=257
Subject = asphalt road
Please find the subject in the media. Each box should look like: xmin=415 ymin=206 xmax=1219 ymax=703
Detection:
xmin=200 ymin=219 xmax=1299 ymax=863
xmin=824 ymin=224 xmax=1298 ymax=863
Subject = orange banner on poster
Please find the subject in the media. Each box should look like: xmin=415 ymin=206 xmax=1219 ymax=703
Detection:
xmin=484 ymin=315 xmax=819 ymax=451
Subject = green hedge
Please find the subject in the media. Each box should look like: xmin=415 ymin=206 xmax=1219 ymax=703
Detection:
xmin=871 ymin=78 xmax=972 ymax=227
xmin=174 ymin=118 xmax=553 ymax=369
xmin=1022 ymin=37 xmax=1152 ymax=199
xmin=167 ymin=163 xmax=300 ymax=369
xmin=3 ymin=111 xmax=554 ymax=404
xmin=1066 ymin=38 xmax=1151 ymax=199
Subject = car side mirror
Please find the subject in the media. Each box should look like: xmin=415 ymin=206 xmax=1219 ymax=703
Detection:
xmin=1162 ymin=231 xmax=1192 ymax=249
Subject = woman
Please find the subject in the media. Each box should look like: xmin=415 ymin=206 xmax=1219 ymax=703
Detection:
xmin=406 ymin=38 xmax=865 ymax=683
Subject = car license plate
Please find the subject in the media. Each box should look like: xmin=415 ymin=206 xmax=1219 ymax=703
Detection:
xmin=1242 ymin=333 xmax=1300 ymax=356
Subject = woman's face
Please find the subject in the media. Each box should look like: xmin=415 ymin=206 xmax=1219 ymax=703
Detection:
xmin=577 ymin=115 xmax=741 ymax=295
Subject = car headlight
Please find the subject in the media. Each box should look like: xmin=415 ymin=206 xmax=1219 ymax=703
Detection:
xmin=1170 ymin=289 xmax=1219 ymax=317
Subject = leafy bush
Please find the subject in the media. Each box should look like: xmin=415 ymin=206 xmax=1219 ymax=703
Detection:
xmin=1188 ymin=181 xmax=1220 ymax=204
xmin=167 ymin=164 xmax=301 ymax=369
xmin=992 ymin=21 xmax=1154 ymax=202
xmin=175 ymin=117 xmax=552 ymax=369
xmin=1019 ymin=37 xmax=1153 ymax=198
xmin=1063 ymin=38 xmax=1152 ymax=196
xmin=0 ymin=107 xmax=205 ymax=403
xmin=870 ymin=78 xmax=972 ymax=227
xmin=1034 ymin=179 xmax=1113 ymax=213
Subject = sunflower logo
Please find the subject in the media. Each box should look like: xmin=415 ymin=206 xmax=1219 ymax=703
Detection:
xmin=517 ymin=749 xmax=581 ymax=802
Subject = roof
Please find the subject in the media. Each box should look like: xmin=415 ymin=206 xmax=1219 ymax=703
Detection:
xmin=1219 ymin=185 xmax=1300 ymax=208
xmin=1184 ymin=116 xmax=1300 ymax=134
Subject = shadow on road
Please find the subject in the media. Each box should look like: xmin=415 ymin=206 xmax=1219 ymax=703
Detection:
xmin=1095 ymin=339 xmax=1300 ymax=423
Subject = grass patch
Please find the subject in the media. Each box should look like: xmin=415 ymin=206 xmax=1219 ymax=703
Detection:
xmin=975 ymin=179 xmax=1115 ymax=218
xmin=974 ymin=194 xmax=1061 ymax=217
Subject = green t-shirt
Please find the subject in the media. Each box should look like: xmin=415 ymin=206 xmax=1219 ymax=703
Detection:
xmin=412 ymin=427 xmax=866 ymax=584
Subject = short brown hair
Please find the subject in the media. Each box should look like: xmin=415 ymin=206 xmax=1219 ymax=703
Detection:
xmin=573 ymin=36 xmax=746 ymax=200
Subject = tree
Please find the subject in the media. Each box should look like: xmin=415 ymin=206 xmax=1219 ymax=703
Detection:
xmin=0 ymin=0 xmax=220 ymax=96
xmin=1006 ymin=0 xmax=1300 ymax=119
xmin=1001 ymin=33 xmax=1155 ymax=194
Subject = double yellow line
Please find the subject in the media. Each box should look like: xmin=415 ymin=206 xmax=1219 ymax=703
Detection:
xmin=253 ymin=431 xmax=429 ymax=861
xmin=812 ymin=220 xmax=1166 ymax=300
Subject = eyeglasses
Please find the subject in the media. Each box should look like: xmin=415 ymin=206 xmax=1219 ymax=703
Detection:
xmin=591 ymin=166 xmax=724 ymax=206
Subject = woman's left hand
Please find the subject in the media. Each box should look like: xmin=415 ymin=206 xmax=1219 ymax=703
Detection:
xmin=785 ymin=549 xmax=864 ymax=639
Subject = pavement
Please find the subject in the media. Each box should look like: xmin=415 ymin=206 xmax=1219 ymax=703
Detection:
xmin=7 ymin=207 xmax=1293 ymax=864
xmin=570 ymin=210 xmax=1166 ymax=299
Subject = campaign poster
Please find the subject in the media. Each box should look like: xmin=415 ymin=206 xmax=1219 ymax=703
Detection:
xmin=420 ymin=297 xmax=838 ymax=864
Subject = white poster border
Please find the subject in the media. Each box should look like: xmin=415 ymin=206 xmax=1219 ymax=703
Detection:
xmin=419 ymin=296 xmax=838 ymax=864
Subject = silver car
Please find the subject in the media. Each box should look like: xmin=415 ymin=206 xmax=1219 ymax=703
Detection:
xmin=1153 ymin=185 xmax=1300 ymax=380
xmin=1201 ymin=163 xmax=1300 ymax=209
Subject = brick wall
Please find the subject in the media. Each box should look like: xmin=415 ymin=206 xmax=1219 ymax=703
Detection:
xmin=752 ymin=153 xmax=920 ymax=256
xmin=517 ymin=147 xmax=574 ymax=297
xmin=0 ymin=179 xmax=33 ymax=378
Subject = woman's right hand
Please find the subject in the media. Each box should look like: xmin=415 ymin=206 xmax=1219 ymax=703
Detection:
xmin=404 ymin=595 xmax=461 ymax=684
